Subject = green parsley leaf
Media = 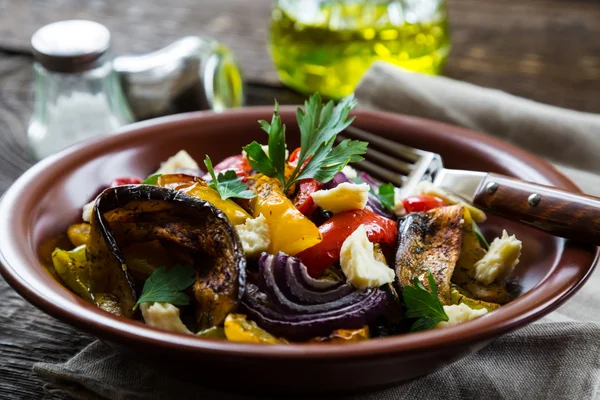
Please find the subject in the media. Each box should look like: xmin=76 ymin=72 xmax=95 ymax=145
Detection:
xmin=403 ymin=270 xmax=449 ymax=332
xmin=294 ymin=138 xmax=367 ymax=184
xmin=247 ymin=93 xmax=367 ymax=192
xmin=204 ymin=155 xmax=255 ymax=200
xmin=141 ymin=174 xmax=162 ymax=185
xmin=263 ymin=100 xmax=287 ymax=184
xmin=243 ymin=142 xmax=276 ymax=176
xmin=296 ymin=94 xmax=357 ymax=166
xmin=133 ymin=265 xmax=196 ymax=310
xmin=472 ymin=220 xmax=490 ymax=250
xmin=377 ymin=183 xmax=395 ymax=211
xmin=287 ymin=94 xmax=366 ymax=191
xmin=244 ymin=101 xmax=288 ymax=185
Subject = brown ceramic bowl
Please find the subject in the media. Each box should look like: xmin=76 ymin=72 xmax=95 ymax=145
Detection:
xmin=0 ymin=108 xmax=597 ymax=393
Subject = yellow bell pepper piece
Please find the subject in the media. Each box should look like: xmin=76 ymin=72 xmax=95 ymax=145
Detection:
xmin=157 ymin=174 xmax=251 ymax=225
xmin=224 ymin=314 xmax=287 ymax=344
xmin=451 ymin=285 xmax=500 ymax=312
xmin=196 ymin=326 xmax=227 ymax=339
xmin=252 ymin=176 xmax=322 ymax=255
xmin=52 ymin=245 xmax=94 ymax=302
xmin=309 ymin=326 xmax=370 ymax=343
xmin=67 ymin=223 xmax=91 ymax=247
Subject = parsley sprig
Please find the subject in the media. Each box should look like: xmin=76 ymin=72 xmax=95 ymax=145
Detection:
xmin=243 ymin=93 xmax=368 ymax=192
xmin=403 ymin=271 xmax=449 ymax=331
xmin=377 ymin=183 xmax=395 ymax=211
xmin=473 ymin=220 xmax=490 ymax=250
xmin=204 ymin=155 xmax=255 ymax=200
xmin=133 ymin=265 xmax=196 ymax=310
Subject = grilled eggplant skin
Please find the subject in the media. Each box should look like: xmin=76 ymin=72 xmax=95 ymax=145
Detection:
xmin=88 ymin=185 xmax=246 ymax=325
xmin=395 ymin=205 xmax=463 ymax=305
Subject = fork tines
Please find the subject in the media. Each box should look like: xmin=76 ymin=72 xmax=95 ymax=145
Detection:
xmin=340 ymin=126 xmax=441 ymax=190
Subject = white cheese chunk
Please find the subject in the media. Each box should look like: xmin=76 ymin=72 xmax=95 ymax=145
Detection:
xmin=235 ymin=213 xmax=270 ymax=257
xmin=436 ymin=303 xmax=488 ymax=328
xmin=474 ymin=230 xmax=522 ymax=285
xmin=393 ymin=187 xmax=406 ymax=217
xmin=311 ymin=182 xmax=370 ymax=214
xmin=407 ymin=180 xmax=487 ymax=223
xmin=81 ymin=198 xmax=96 ymax=222
xmin=154 ymin=150 xmax=199 ymax=175
xmin=339 ymin=225 xmax=395 ymax=289
xmin=341 ymin=165 xmax=358 ymax=179
xmin=140 ymin=302 xmax=192 ymax=335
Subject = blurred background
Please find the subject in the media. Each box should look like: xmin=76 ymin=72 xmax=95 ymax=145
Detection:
xmin=0 ymin=0 xmax=599 ymax=396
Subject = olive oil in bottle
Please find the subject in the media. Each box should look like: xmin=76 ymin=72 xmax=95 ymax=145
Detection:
xmin=269 ymin=0 xmax=451 ymax=99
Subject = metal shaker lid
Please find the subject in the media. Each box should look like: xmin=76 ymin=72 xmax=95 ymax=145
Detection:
xmin=31 ymin=20 xmax=111 ymax=73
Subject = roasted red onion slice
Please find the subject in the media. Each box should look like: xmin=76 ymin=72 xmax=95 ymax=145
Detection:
xmin=241 ymin=253 xmax=388 ymax=340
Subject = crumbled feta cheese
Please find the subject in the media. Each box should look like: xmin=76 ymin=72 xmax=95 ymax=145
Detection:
xmin=81 ymin=198 xmax=96 ymax=222
xmin=311 ymin=182 xmax=370 ymax=213
xmin=235 ymin=213 xmax=270 ymax=257
xmin=474 ymin=230 xmax=522 ymax=285
xmin=393 ymin=187 xmax=406 ymax=217
xmin=339 ymin=225 xmax=395 ymax=289
xmin=436 ymin=303 xmax=488 ymax=328
xmin=341 ymin=165 xmax=358 ymax=179
xmin=140 ymin=302 xmax=192 ymax=334
xmin=408 ymin=180 xmax=487 ymax=222
xmin=154 ymin=150 xmax=199 ymax=175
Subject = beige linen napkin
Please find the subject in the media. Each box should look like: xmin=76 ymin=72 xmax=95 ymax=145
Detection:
xmin=356 ymin=61 xmax=600 ymax=196
xmin=34 ymin=63 xmax=600 ymax=400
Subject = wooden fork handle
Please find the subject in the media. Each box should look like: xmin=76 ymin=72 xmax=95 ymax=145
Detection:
xmin=473 ymin=173 xmax=600 ymax=244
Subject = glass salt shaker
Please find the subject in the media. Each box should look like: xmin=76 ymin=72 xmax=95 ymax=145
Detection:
xmin=28 ymin=20 xmax=134 ymax=160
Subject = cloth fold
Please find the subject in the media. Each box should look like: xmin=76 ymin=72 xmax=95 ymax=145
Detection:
xmin=34 ymin=62 xmax=600 ymax=399
xmin=355 ymin=62 xmax=600 ymax=176
xmin=32 ymin=321 xmax=600 ymax=400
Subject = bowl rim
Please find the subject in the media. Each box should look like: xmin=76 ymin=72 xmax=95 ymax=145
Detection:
xmin=0 ymin=106 xmax=597 ymax=360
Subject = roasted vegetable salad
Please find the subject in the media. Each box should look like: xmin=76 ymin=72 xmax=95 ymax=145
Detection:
xmin=43 ymin=94 xmax=522 ymax=343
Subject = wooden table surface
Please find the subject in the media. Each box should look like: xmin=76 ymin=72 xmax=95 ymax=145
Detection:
xmin=1 ymin=0 xmax=599 ymax=398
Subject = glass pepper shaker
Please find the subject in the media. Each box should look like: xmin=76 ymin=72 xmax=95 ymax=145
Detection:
xmin=27 ymin=20 xmax=134 ymax=160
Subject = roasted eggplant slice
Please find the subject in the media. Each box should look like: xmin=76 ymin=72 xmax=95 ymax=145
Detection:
xmin=395 ymin=205 xmax=463 ymax=305
xmin=87 ymin=185 xmax=246 ymax=324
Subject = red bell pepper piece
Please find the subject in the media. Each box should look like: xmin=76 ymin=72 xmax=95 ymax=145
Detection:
xmin=204 ymin=154 xmax=252 ymax=181
xmin=297 ymin=209 xmax=398 ymax=276
xmin=288 ymin=147 xmax=301 ymax=166
xmin=110 ymin=177 xmax=142 ymax=187
xmin=292 ymin=179 xmax=322 ymax=216
xmin=402 ymin=195 xmax=445 ymax=214
xmin=288 ymin=147 xmax=313 ymax=169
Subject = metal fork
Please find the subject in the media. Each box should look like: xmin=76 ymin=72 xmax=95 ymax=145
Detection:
xmin=340 ymin=125 xmax=600 ymax=245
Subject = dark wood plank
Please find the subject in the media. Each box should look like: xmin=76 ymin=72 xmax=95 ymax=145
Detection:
xmin=445 ymin=0 xmax=600 ymax=112
xmin=0 ymin=55 xmax=79 ymax=400
xmin=0 ymin=55 xmax=35 ymax=193
xmin=0 ymin=0 xmax=276 ymax=84
xmin=0 ymin=278 xmax=92 ymax=400
xmin=1 ymin=0 xmax=600 ymax=112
